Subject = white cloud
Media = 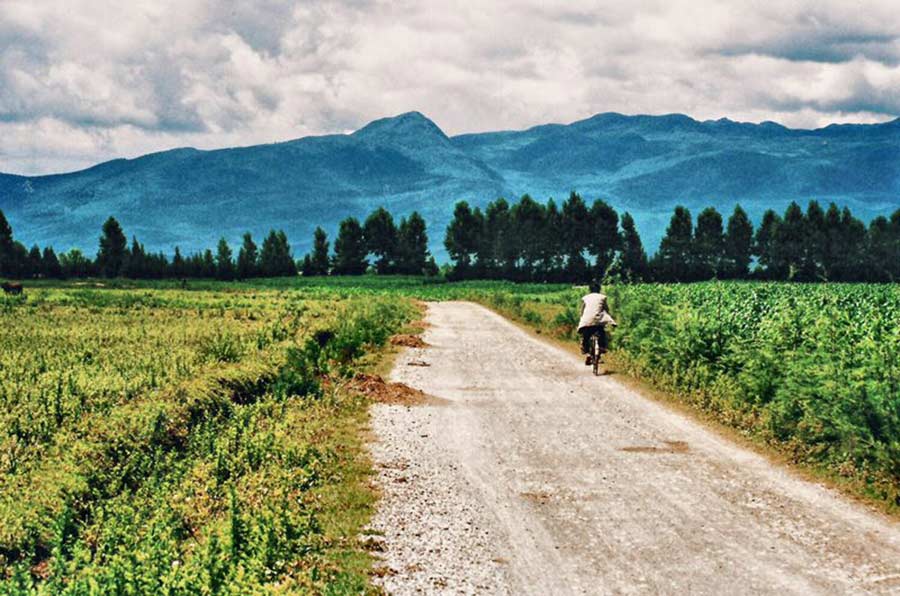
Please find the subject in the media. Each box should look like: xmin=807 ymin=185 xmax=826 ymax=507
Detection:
xmin=1 ymin=0 xmax=898 ymax=174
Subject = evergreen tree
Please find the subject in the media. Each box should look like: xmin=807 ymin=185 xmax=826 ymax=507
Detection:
xmin=41 ymin=247 xmax=63 ymax=279
xmin=694 ymin=207 xmax=725 ymax=280
xmin=236 ymin=233 xmax=259 ymax=279
xmin=653 ymin=206 xmax=694 ymax=281
xmin=510 ymin=195 xmax=545 ymax=279
xmin=172 ymin=247 xmax=185 ymax=278
xmin=821 ymin=203 xmax=842 ymax=280
xmin=97 ymin=216 xmax=128 ymax=278
xmin=310 ymin=227 xmax=330 ymax=275
xmin=363 ymin=207 xmax=399 ymax=274
xmin=754 ymin=209 xmax=782 ymax=278
xmin=561 ymin=192 xmax=591 ymax=281
xmin=26 ymin=245 xmax=43 ymax=278
xmin=444 ymin=201 xmax=481 ymax=276
xmin=396 ymin=212 xmax=429 ymax=275
xmin=866 ymin=216 xmax=894 ymax=281
xmin=832 ymin=207 xmax=866 ymax=281
xmin=589 ymin=199 xmax=620 ymax=280
xmin=722 ymin=205 xmax=753 ymax=279
xmin=202 ymin=249 xmax=216 ymax=278
xmin=333 ymin=217 xmax=368 ymax=275
xmin=483 ymin=198 xmax=513 ymax=277
xmin=772 ymin=202 xmax=807 ymax=280
xmin=124 ymin=236 xmax=146 ymax=278
xmin=540 ymin=199 xmax=563 ymax=280
xmin=804 ymin=201 xmax=826 ymax=280
xmin=618 ymin=212 xmax=648 ymax=281
xmin=300 ymin=254 xmax=315 ymax=276
xmin=216 ymin=238 xmax=235 ymax=280
xmin=0 ymin=208 xmax=14 ymax=276
xmin=258 ymin=230 xmax=295 ymax=277
xmin=60 ymin=249 xmax=93 ymax=278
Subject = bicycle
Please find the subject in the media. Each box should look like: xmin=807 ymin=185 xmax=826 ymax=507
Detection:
xmin=589 ymin=329 xmax=606 ymax=376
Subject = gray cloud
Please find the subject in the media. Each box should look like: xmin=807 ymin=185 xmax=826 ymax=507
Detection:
xmin=1 ymin=0 xmax=899 ymax=175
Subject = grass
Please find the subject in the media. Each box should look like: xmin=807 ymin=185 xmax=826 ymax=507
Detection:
xmin=0 ymin=283 xmax=418 ymax=594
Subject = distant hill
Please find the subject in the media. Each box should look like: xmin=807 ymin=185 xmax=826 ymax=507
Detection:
xmin=1 ymin=111 xmax=898 ymax=259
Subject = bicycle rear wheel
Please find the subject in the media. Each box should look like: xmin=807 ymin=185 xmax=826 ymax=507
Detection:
xmin=591 ymin=335 xmax=601 ymax=376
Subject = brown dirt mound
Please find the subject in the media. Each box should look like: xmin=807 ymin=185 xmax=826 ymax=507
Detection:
xmin=390 ymin=334 xmax=428 ymax=348
xmin=351 ymin=373 xmax=430 ymax=405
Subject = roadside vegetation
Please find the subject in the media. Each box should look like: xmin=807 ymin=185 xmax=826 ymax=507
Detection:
xmin=0 ymin=284 xmax=417 ymax=594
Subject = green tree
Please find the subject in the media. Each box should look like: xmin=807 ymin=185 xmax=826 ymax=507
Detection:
xmin=26 ymin=244 xmax=42 ymax=278
xmin=123 ymin=236 xmax=146 ymax=279
xmin=60 ymin=249 xmax=93 ymax=278
xmin=540 ymin=199 xmax=563 ymax=280
xmin=589 ymin=199 xmax=620 ymax=280
xmin=754 ymin=209 xmax=783 ymax=278
xmin=694 ymin=207 xmax=725 ymax=280
xmin=722 ymin=205 xmax=753 ymax=279
xmin=510 ymin=195 xmax=545 ymax=279
xmin=653 ymin=206 xmax=694 ymax=281
xmin=866 ymin=216 xmax=894 ymax=281
xmin=97 ymin=216 xmax=128 ymax=278
xmin=444 ymin=201 xmax=481 ymax=276
xmin=396 ymin=212 xmax=429 ymax=275
xmin=774 ymin=202 xmax=808 ymax=280
xmin=482 ymin=198 xmax=513 ymax=277
xmin=333 ymin=217 xmax=368 ymax=275
xmin=804 ymin=201 xmax=826 ymax=279
xmin=561 ymin=192 xmax=590 ymax=281
xmin=832 ymin=207 xmax=866 ymax=281
xmin=364 ymin=207 xmax=399 ymax=274
xmin=310 ymin=227 xmax=330 ymax=275
xmin=172 ymin=246 xmax=185 ymax=278
xmin=236 ymin=233 xmax=259 ymax=279
xmin=618 ymin=212 xmax=647 ymax=281
xmin=259 ymin=230 xmax=296 ymax=277
xmin=216 ymin=238 xmax=235 ymax=280
xmin=0 ymin=208 xmax=14 ymax=276
xmin=41 ymin=247 xmax=63 ymax=279
xmin=202 ymin=249 xmax=216 ymax=278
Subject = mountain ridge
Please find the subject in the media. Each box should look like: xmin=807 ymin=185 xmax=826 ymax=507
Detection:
xmin=1 ymin=111 xmax=898 ymax=259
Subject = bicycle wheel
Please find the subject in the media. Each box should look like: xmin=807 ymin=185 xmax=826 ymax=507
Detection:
xmin=592 ymin=335 xmax=601 ymax=376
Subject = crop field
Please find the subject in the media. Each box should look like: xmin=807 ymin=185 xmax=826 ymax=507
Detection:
xmin=0 ymin=284 xmax=417 ymax=594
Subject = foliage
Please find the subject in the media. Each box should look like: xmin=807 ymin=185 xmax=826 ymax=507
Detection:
xmin=0 ymin=283 xmax=416 ymax=594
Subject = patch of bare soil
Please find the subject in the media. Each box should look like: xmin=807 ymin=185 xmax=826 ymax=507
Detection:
xmin=351 ymin=373 xmax=430 ymax=405
xmin=390 ymin=334 xmax=428 ymax=348
xmin=620 ymin=440 xmax=690 ymax=454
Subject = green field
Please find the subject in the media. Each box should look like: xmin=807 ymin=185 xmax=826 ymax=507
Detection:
xmin=1 ymin=277 xmax=898 ymax=593
xmin=0 ymin=284 xmax=417 ymax=594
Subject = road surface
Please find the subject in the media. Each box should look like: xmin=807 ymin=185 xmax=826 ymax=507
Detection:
xmin=368 ymin=302 xmax=900 ymax=595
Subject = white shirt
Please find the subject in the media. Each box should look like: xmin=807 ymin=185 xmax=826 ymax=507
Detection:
xmin=578 ymin=292 xmax=611 ymax=330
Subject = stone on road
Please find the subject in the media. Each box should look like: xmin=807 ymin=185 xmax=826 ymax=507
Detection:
xmin=368 ymin=302 xmax=900 ymax=595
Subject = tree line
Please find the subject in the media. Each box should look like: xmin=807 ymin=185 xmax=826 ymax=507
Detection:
xmin=443 ymin=193 xmax=900 ymax=283
xmin=0 ymin=207 xmax=437 ymax=280
xmin=3 ymin=196 xmax=899 ymax=283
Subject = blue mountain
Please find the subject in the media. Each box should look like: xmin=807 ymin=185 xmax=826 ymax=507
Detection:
xmin=1 ymin=111 xmax=898 ymax=259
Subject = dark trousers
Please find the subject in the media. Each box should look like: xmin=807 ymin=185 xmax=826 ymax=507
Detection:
xmin=579 ymin=325 xmax=607 ymax=354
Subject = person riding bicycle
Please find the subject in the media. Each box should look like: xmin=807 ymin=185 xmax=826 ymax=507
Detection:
xmin=577 ymin=280 xmax=616 ymax=365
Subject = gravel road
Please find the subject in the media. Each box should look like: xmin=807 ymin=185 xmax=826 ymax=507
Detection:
xmin=368 ymin=302 xmax=900 ymax=595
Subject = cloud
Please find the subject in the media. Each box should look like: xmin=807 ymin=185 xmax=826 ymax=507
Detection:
xmin=1 ymin=0 xmax=898 ymax=175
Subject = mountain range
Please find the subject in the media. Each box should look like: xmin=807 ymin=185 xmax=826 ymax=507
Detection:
xmin=1 ymin=111 xmax=899 ymax=260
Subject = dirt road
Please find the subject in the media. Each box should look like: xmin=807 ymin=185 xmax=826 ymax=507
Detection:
xmin=368 ymin=302 xmax=900 ymax=595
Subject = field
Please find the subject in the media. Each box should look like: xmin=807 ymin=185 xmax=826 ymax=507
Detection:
xmin=1 ymin=277 xmax=898 ymax=593
xmin=0 ymin=284 xmax=418 ymax=594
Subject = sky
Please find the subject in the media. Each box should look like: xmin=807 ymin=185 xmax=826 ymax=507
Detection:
xmin=2 ymin=0 xmax=899 ymax=175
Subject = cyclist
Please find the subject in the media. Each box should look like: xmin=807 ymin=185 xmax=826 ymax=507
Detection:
xmin=577 ymin=280 xmax=616 ymax=365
